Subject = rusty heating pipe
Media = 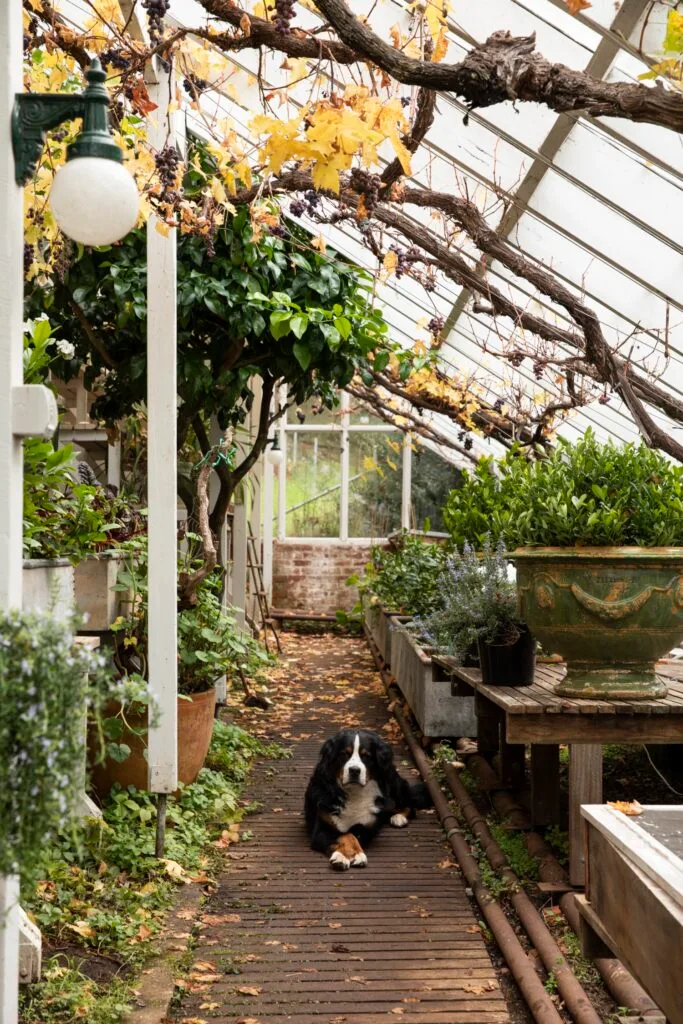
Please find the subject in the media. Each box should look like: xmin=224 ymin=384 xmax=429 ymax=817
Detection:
xmin=390 ymin=703 xmax=565 ymax=1024
xmin=444 ymin=763 xmax=603 ymax=1024
xmin=465 ymin=753 xmax=661 ymax=1018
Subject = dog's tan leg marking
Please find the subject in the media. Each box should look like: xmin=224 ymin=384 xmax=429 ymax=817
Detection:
xmin=329 ymin=833 xmax=367 ymax=870
xmin=391 ymin=808 xmax=411 ymax=828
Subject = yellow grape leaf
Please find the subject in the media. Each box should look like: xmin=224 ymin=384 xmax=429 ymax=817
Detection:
xmin=383 ymin=250 xmax=398 ymax=275
xmin=237 ymin=985 xmax=262 ymax=996
xmin=565 ymin=0 xmax=592 ymax=13
xmin=433 ymin=27 xmax=449 ymax=63
xmin=664 ymin=10 xmax=683 ymax=52
xmin=608 ymin=800 xmax=643 ymax=816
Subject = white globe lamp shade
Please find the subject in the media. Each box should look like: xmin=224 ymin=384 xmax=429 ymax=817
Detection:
xmin=50 ymin=157 xmax=139 ymax=246
xmin=267 ymin=445 xmax=284 ymax=468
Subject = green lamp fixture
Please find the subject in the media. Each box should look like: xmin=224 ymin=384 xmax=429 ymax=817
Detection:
xmin=13 ymin=58 xmax=139 ymax=246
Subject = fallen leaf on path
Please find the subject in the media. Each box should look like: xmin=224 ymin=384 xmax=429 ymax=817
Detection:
xmin=237 ymin=985 xmax=262 ymax=996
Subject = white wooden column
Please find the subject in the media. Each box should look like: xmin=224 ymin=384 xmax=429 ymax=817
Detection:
xmin=210 ymin=419 xmax=228 ymax=705
xmin=1 ymin=2 xmax=58 ymax=1014
xmin=232 ymin=491 xmax=248 ymax=630
xmin=401 ymin=433 xmax=412 ymax=530
xmin=145 ymin=65 xmax=178 ymax=794
xmin=0 ymin=0 xmax=25 ymax=613
xmin=262 ymin=456 xmax=274 ymax=601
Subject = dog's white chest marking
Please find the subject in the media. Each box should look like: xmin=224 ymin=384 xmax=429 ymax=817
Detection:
xmin=331 ymin=780 xmax=382 ymax=831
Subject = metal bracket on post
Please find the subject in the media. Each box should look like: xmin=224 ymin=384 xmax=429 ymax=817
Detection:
xmin=11 ymin=385 xmax=58 ymax=438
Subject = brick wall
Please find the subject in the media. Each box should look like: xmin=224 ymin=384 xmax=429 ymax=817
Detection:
xmin=272 ymin=541 xmax=383 ymax=614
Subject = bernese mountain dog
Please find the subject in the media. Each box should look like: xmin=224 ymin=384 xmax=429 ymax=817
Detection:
xmin=304 ymin=728 xmax=431 ymax=870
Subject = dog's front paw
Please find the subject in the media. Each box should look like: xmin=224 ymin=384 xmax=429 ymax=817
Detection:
xmin=329 ymin=850 xmax=351 ymax=871
xmin=391 ymin=813 xmax=409 ymax=828
xmin=351 ymin=852 xmax=368 ymax=868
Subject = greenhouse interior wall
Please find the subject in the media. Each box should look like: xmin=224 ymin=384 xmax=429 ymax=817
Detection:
xmin=265 ymin=390 xmax=462 ymax=614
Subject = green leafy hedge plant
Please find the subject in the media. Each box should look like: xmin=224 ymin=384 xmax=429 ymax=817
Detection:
xmin=444 ymin=431 xmax=683 ymax=549
xmin=0 ymin=610 xmax=116 ymax=879
xmin=350 ymin=532 xmax=447 ymax=617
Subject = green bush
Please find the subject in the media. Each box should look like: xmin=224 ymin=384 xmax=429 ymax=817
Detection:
xmin=0 ymin=611 xmax=116 ymax=879
xmin=443 ymin=431 xmax=683 ymax=549
xmin=351 ymin=532 xmax=447 ymax=616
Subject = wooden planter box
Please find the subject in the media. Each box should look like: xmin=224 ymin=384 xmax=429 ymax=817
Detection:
xmin=364 ymin=601 xmax=400 ymax=666
xmin=578 ymin=804 xmax=683 ymax=1024
xmin=22 ymin=559 xmax=74 ymax=622
xmin=74 ymin=550 xmax=126 ymax=631
xmin=391 ymin=620 xmax=477 ymax=739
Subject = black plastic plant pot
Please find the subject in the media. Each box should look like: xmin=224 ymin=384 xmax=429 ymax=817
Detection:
xmin=478 ymin=624 xmax=536 ymax=687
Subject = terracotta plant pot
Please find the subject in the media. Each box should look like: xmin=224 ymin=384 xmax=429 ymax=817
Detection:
xmin=513 ymin=547 xmax=683 ymax=699
xmin=89 ymin=687 xmax=216 ymax=798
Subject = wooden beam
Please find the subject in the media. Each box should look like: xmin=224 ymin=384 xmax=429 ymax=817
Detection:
xmin=530 ymin=744 xmax=561 ymax=829
xmin=568 ymin=744 xmax=603 ymax=887
xmin=506 ymin=714 xmax=683 ymax=745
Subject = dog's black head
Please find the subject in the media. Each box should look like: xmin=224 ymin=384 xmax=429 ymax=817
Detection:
xmin=317 ymin=729 xmax=393 ymax=788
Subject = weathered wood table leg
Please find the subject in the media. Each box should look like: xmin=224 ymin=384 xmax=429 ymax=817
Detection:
xmin=475 ymin=693 xmax=501 ymax=760
xmin=500 ymin=738 xmax=526 ymax=789
xmin=568 ymin=744 xmax=603 ymax=887
xmin=530 ymin=744 xmax=561 ymax=828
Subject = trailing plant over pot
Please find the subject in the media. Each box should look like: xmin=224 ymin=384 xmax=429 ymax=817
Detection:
xmin=0 ymin=610 xmax=117 ymax=880
xmin=415 ymin=539 xmax=534 ymax=685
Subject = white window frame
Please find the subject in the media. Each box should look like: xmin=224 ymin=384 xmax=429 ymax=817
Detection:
xmin=271 ymin=387 xmax=412 ymax=543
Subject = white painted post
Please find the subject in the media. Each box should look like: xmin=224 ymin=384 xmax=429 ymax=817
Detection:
xmin=262 ymin=456 xmax=274 ymax=602
xmin=107 ymin=439 xmax=121 ymax=490
xmin=232 ymin=494 xmax=248 ymax=630
xmin=1 ymin=1 xmax=57 ymax=1012
xmin=401 ymin=433 xmax=412 ymax=530
xmin=210 ymin=419 xmax=228 ymax=705
xmin=145 ymin=67 xmax=178 ymax=794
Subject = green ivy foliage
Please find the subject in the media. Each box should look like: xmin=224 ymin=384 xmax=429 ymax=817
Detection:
xmin=443 ymin=431 xmax=683 ymax=549
xmin=26 ymin=206 xmax=392 ymax=433
xmin=0 ymin=611 xmax=116 ymax=879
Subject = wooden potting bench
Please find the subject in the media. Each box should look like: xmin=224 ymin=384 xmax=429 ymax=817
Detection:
xmin=433 ymin=656 xmax=683 ymax=886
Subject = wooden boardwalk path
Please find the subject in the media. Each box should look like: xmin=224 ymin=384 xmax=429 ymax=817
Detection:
xmin=174 ymin=634 xmax=509 ymax=1024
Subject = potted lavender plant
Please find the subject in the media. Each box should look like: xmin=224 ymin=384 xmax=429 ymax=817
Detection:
xmin=417 ymin=540 xmax=535 ymax=687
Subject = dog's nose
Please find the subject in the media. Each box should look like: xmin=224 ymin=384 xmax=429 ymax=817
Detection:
xmin=349 ymin=766 xmax=361 ymax=780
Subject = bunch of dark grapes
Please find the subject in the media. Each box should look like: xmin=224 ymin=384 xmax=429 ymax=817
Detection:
xmin=289 ymin=198 xmax=306 ymax=217
xmin=155 ymin=144 xmax=181 ymax=188
xmin=493 ymin=398 xmax=504 ymax=413
xmin=274 ymin=0 xmax=296 ymax=34
xmin=533 ymin=361 xmax=544 ymax=380
xmin=298 ymin=190 xmax=321 ymax=217
xmin=428 ymin=315 xmax=445 ymax=336
xmin=269 ymin=224 xmax=287 ymax=238
xmin=464 ymin=436 xmax=473 ymax=451
xmin=183 ymin=74 xmax=208 ymax=97
xmin=401 ymin=96 xmax=410 ymax=108
xmin=350 ymin=168 xmax=382 ymax=217
xmin=100 ymin=47 xmax=130 ymax=72
xmin=142 ymin=0 xmax=170 ymax=42
xmin=23 ymin=243 xmax=34 ymax=276
xmin=508 ymin=351 xmax=525 ymax=368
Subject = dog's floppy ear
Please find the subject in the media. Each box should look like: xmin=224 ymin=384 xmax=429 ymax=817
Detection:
xmin=373 ymin=735 xmax=394 ymax=772
xmin=318 ymin=736 xmax=337 ymax=766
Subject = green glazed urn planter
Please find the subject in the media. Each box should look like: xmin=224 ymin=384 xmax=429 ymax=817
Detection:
xmin=512 ymin=547 xmax=683 ymax=699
